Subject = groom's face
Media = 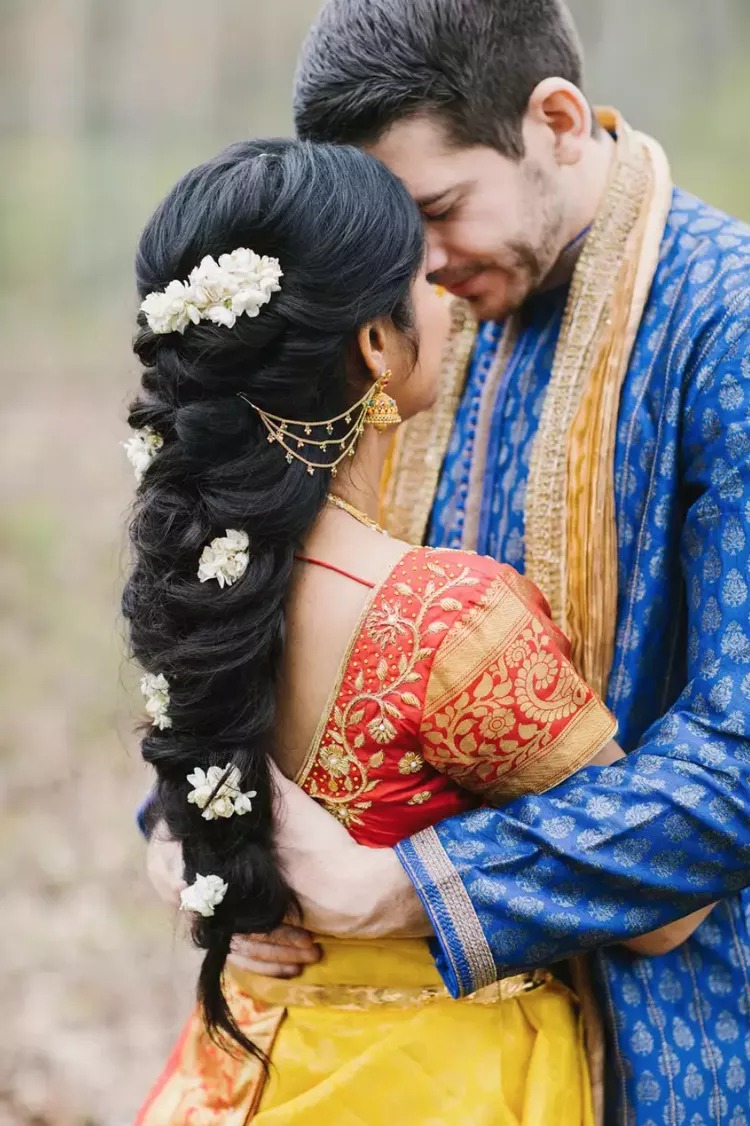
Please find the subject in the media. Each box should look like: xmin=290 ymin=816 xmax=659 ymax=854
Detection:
xmin=368 ymin=116 xmax=565 ymax=321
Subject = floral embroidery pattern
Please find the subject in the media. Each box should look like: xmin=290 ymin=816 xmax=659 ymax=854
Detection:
xmin=398 ymin=752 xmax=424 ymax=775
xmin=367 ymin=599 xmax=410 ymax=650
xmin=422 ymin=600 xmax=607 ymax=800
xmin=303 ymin=551 xmax=480 ymax=828
xmin=407 ymin=791 xmax=433 ymax=806
xmin=318 ymin=746 xmax=350 ymax=778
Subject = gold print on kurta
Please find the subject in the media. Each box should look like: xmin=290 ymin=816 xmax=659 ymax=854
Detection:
xmin=307 ymin=558 xmax=479 ymax=827
xmin=423 ymin=615 xmax=587 ymax=797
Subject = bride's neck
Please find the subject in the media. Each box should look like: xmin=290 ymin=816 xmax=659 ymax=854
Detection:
xmin=329 ymin=428 xmax=392 ymax=521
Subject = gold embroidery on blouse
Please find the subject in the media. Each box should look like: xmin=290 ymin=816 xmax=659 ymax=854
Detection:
xmin=294 ymin=547 xmax=418 ymax=790
xmin=421 ymin=575 xmax=616 ymax=802
xmin=398 ymin=751 xmax=424 ymax=775
xmin=305 ymin=555 xmax=481 ymax=826
xmin=406 ymin=790 xmax=433 ymax=806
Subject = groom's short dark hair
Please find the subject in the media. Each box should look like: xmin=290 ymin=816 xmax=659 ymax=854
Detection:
xmin=294 ymin=0 xmax=585 ymax=159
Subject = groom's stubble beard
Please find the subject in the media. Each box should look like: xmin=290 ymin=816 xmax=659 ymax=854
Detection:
xmin=429 ymin=161 xmax=567 ymax=321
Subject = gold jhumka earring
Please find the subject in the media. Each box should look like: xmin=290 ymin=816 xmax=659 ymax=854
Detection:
xmin=363 ymin=369 xmax=401 ymax=432
xmin=238 ymin=370 xmax=400 ymax=476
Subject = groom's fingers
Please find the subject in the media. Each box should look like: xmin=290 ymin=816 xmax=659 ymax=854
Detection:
xmin=227 ymin=952 xmax=301 ymax=977
xmin=229 ymin=925 xmax=322 ymax=977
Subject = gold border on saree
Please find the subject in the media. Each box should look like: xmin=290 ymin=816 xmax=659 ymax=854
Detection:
xmin=236 ymin=969 xmax=552 ymax=1010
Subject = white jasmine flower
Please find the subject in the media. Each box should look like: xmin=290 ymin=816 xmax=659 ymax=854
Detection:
xmin=186 ymin=763 xmax=257 ymax=820
xmin=197 ymin=529 xmax=249 ymax=588
xmin=203 ymin=302 xmax=238 ymax=329
xmin=179 ymin=873 xmax=228 ymax=918
xmin=185 ymin=766 xmax=213 ymax=811
xmin=122 ymin=426 xmax=163 ymax=483
xmin=140 ymin=672 xmax=171 ymax=730
xmin=140 ymin=279 xmax=200 ymax=335
xmin=140 ymin=248 xmax=282 ymax=336
xmin=232 ymin=789 xmax=258 ymax=816
xmin=189 ymin=257 xmax=231 ymax=311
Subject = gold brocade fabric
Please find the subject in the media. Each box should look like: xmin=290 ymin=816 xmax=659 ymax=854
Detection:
xmin=524 ymin=109 xmax=673 ymax=697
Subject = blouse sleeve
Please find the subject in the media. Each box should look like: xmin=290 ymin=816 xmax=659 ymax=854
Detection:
xmin=419 ymin=563 xmax=617 ymax=804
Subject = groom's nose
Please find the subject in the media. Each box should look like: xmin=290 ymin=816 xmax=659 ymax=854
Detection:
xmin=424 ymin=235 xmax=449 ymax=277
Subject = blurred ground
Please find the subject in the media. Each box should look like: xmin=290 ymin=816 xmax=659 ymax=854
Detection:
xmin=0 ymin=305 xmax=199 ymax=1125
xmin=1 ymin=1 xmax=749 ymax=1123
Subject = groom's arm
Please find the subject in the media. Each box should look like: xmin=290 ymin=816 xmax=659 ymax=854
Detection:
xmin=147 ymin=732 xmax=746 ymax=984
xmin=225 ymin=732 xmax=750 ymax=989
xmin=230 ymin=306 xmax=750 ymax=984
xmin=151 ymin=312 xmax=750 ymax=986
xmin=387 ymin=312 xmax=750 ymax=994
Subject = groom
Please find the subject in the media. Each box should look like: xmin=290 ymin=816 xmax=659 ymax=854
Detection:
xmin=149 ymin=2 xmax=750 ymax=1122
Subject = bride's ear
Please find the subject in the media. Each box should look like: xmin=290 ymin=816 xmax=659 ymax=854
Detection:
xmin=356 ymin=319 xmax=390 ymax=383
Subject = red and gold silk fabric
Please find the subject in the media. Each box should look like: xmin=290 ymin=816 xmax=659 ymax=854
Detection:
xmin=297 ymin=548 xmax=615 ymax=839
xmin=136 ymin=547 xmax=615 ymax=1126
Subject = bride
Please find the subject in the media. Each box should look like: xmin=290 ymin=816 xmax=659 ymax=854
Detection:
xmin=125 ymin=138 xmax=705 ymax=1125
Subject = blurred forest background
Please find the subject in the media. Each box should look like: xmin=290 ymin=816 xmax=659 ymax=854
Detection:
xmin=1 ymin=1 xmax=749 ymax=1123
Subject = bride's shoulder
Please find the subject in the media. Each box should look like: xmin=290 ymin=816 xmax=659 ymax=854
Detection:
xmin=392 ymin=545 xmax=511 ymax=594
xmin=401 ymin=547 xmax=551 ymax=614
xmin=409 ymin=545 xmax=510 ymax=581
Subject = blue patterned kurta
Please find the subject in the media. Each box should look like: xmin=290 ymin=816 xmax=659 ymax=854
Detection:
xmin=396 ymin=189 xmax=750 ymax=1125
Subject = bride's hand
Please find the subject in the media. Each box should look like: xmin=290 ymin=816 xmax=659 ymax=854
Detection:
xmin=146 ymin=823 xmax=186 ymax=909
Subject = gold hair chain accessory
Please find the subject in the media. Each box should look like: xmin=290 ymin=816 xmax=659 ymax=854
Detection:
xmin=325 ymin=493 xmax=389 ymax=535
xmin=238 ymin=370 xmax=400 ymax=476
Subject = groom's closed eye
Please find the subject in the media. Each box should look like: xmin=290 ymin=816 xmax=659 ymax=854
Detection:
xmin=423 ymin=204 xmax=455 ymax=223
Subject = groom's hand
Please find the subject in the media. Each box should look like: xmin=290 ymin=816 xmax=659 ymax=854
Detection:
xmin=269 ymin=762 xmax=428 ymax=939
xmin=229 ymin=924 xmax=322 ymax=977
xmin=145 ymin=765 xmax=429 ymax=978
xmin=146 ymin=829 xmax=320 ymax=974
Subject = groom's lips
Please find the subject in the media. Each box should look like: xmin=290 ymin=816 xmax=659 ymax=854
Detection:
xmin=442 ymin=271 xmax=485 ymax=298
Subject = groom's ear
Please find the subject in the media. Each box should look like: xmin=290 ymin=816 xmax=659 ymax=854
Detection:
xmin=525 ymin=78 xmax=593 ymax=167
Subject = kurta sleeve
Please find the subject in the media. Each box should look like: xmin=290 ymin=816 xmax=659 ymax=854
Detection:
xmin=397 ymin=314 xmax=750 ymax=999
xmin=419 ymin=564 xmax=616 ymax=803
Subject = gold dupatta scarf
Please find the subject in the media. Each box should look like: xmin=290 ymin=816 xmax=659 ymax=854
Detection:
xmin=524 ymin=110 xmax=672 ymax=696
xmin=382 ymin=110 xmax=672 ymax=699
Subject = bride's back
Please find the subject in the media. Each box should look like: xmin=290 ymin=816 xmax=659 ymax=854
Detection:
xmin=123 ymin=136 xmax=434 ymax=1056
xmin=276 ymin=519 xmax=413 ymax=782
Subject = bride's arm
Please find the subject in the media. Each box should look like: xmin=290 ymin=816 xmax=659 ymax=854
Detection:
xmin=147 ymin=754 xmax=715 ymax=978
xmin=145 ymin=762 xmax=429 ymax=966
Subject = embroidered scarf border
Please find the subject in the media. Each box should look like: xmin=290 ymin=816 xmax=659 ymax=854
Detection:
xmin=524 ymin=109 xmax=673 ymax=697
